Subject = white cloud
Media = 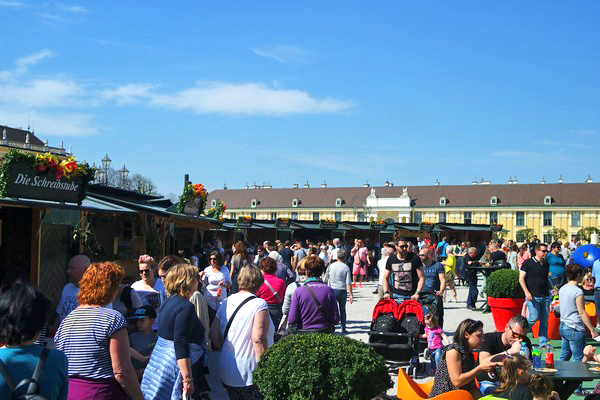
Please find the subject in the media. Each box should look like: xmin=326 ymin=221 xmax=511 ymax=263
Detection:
xmin=55 ymin=3 xmax=87 ymax=14
xmin=491 ymin=151 xmax=542 ymax=158
xmin=571 ymin=129 xmax=597 ymax=136
xmin=0 ymin=49 xmax=53 ymax=80
xmin=0 ymin=1 xmax=27 ymax=8
xmin=105 ymin=81 xmax=353 ymax=115
xmin=0 ymin=79 xmax=84 ymax=107
xmin=0 ymin=109 xmax=97 ymax=136
xmin=251 ymin=45 xmax=314 ymax=64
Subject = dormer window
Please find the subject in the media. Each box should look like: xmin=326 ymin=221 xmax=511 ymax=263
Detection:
xmin=544 ymin=195 xmax=552 ymax=205
xmin=335 ymin=197 xmax=343 ymax=207
xmin=211 ymin=199 xmax=217 ymax=207
xmin=251 ymin=199 xmax=258 ymax=208
xmin=439 ymin=196 xmax=447 ymax=206
xmin=292 ymin=198 xmax=300 ymax=208
xmin=490 ymin=196 xmax=498 ymax=205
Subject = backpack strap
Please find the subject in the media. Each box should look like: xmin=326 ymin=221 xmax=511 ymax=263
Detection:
xmin=223 ymin=295 xmax=257 ymax=341
xmin=0 ymin=359 xmax=17 ymax=393
xmin=304 ymin=284 xmax=332 ymax=329
xmin=263 ymin=280 xmax=282 ymax=304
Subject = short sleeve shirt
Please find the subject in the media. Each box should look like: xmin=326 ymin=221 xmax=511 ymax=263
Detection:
xmin=559 ymin=284 xmax=585 ymax=331
xmin=477 ymin=332 xmax=532 ymax=383
xmin=55 ymin=307 xmax=127 ymax=379
xmin=521 ymin=258 xmax=550 ymax=297
xmin=425 ymin=326 xmax=444 ymax=350
xmin=385 ymin=253 xmax=420 ymax=296
xmin=56 ymin=283 xmax=79 ymax=322
xmin=422 ymin=261 xmax=445 ymax=292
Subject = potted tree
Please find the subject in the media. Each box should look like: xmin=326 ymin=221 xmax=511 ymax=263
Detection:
xmin=254 ymin=334 xmax=392 ymax=400
xmin=485 ymin=269 xmax=525 ymax=332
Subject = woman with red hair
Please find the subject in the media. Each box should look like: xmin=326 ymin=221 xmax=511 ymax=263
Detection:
xmin=55 ymin=262 xmax=143 ymax=400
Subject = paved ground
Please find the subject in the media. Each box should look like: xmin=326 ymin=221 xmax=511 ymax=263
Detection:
xmin=344 ymin=279 xmax=495 ymax=396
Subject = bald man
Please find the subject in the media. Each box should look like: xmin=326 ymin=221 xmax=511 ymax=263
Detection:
xmin=56 ymin=254 xmax=90 ymax=322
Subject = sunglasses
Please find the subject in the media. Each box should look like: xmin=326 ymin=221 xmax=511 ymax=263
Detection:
xmin=210 ymin=258 xmax=217 ymax=261
xmin=509 ymin=325 xmax=526 ymax=340
xmin=398 ymin=245 xmax=408 ymax=249
xmin=418 ymin=254 xmax=428 ymax=257
xmin=139 ymin=269 xmax=152 ymax=275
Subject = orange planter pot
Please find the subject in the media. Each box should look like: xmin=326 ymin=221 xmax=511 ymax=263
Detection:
xmin=488 ymin=297 xmax=526 ymax=332
xmin=531 ymin=311 xmax=561 ymax=340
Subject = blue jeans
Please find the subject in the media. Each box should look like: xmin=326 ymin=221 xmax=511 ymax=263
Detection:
xmin=466 ymin=271 xmax=478 ymax=308
xmin=526 ymin=296 xmax=551 ymax=346
xmin=430 ymin=347 xmax=442 ymax=371
xmin=559 ymin=324 xmax=586 ymax=362
xmin=333 ymin=289 xmax=347 ymax=330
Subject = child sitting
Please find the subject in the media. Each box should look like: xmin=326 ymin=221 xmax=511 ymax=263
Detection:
xmin=494 ymin=354 xmax=532 ymax=399
xmin=529 ymin=374 xmax=560 ymax=400
xmin=423 ymin=314 xmax=449 ymax=372
xmin=128 ymin=306 xmax=158 ymax=379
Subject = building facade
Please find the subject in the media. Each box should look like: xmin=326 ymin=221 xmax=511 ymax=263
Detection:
xmin=207 ymin=182 xmax=600 ymax=243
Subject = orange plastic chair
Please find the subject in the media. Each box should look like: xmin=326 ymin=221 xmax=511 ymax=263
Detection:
xmin=396 ymin=368 xmax=474 ymax=400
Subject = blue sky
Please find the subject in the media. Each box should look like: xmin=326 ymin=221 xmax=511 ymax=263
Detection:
xmin=1 ymin=1 xmax=599 ymax=198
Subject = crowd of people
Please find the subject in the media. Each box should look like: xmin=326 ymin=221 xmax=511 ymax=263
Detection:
xmin=0 ymin=233 xmax=597 ymax=400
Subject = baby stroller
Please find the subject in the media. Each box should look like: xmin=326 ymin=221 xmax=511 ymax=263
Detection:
xmin=367 ymin=298 xmax=425 ymax=378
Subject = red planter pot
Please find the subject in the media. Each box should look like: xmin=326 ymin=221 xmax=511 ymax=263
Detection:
xmin=488 ymin=297 xmax=526 ymax=332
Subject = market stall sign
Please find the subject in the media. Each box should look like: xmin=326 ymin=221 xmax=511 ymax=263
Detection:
xmin=370 ymin=221 xmax=388 ymax=231
xmin=320 ymin=219 xmax=338 ymax=229
xmin=183 ymin=196 xmax=203 ymax=216
xmin=276 ymin=218 xmax=291 ymax=228
xmin=490 ymin=223 xmax=504 ymax=232
xmin=419 ymin=222 xmax=435 ymax=232
xmin=237 ymin=216 xmax=253 ymax=228
xmin=2 ymin=159 xmax=91 ymax=204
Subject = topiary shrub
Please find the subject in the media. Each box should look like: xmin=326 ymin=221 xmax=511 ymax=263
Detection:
xmin=485 ymin=268 xmax=524 ymax=299
xmin=254 ymin=333 xmax=392 ymax=400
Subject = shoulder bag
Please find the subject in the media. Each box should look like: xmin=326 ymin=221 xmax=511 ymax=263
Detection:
xmin=0 ymin=347 xmax=49 ymax=400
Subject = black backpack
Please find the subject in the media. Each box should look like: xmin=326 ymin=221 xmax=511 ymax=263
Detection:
xmin=0 ymin=347 xmax=49 ymax=399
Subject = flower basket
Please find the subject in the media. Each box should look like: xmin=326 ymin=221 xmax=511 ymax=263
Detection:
xmin=236 ymin=216 xmax=253 ymax=228
xmin=0 ymin=150 xmax=94 ymax=204
xmin=205 ymin=199 xmax=227 ymax=220
xmin=490 ymin=223 xmax=504 ymax=232
xmin=320 ymin=219 xmax=338 ymax=229
xmin=419 ymin=222 xmax=435 ymax=232
xmin=370 ymin=220 xmax=388 ymax=230
xmin=275 ymin=218 xmax=291 ymax=228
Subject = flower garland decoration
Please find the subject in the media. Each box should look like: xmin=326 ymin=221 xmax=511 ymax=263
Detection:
xmin=0 ymin=149 xmax=95 ymax=201
xmin=322 ymin=218 xmax=336 ymax=223
xmin=176 ymin=183 xmax=208 ymax=215
xmin=205 ymin=199 xmax=227 ymax=221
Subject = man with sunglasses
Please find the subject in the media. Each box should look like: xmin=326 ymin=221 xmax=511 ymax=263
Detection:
xmin=382 ymin=238 xmax=424 ymax=301
xmin=519 ymin=243 xmax=551 ymax=346
xmin=477 ymin=315 xmax=533 ymax=394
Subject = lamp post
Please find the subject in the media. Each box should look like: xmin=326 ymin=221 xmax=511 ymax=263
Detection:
xmin=100 ymin=154 xmax=111 ymax=185
xmin=119 ymin=165 xmax=129 ymax=189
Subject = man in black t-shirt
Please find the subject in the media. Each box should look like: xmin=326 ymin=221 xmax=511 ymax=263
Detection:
xmin=519 ymin=242 xmax=551 ymax=346
xmin=280 ymin=241 xmax=294 ymax=268
xmin=490 ymin=242 xmax=507 ymax=264
xmin=463 ymin=247 xmax=480 ymax=309
xmin=477 ymin=315 xmax=533 ymax=394
xmin=383 ymin=237 xmax=424 ymax=301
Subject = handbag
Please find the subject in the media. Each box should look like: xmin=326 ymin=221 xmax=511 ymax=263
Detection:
xmin=295 ymin=284 xmax=334 ymax=334
xmin=0 ymin=347 xmax=49 ymax=400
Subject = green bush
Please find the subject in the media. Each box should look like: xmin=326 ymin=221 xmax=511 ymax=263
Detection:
xmin=485 ymin=268 xmax=524 ymax=299
xmin=254 ymin=333 xmax=392 ymax=400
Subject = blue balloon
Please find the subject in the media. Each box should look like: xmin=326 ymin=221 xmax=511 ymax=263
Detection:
xmin=571 ymin=244 xmax=600 ymax=268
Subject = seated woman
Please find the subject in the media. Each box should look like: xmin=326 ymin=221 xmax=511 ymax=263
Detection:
xmin=494 ymin=355 xmax=532 ymax=400
xmin=0 ymin=283 xmax=68 ymax=400
xmin=288 ymin=255 xmax=339 ymax=333
xmin=428 ymin=319 xmax=497 ymax=399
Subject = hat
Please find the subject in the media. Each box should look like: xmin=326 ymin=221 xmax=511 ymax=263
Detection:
xmin=268 ymin=251 xmax=280 ymax=260
xmin=128 ymin=305 xmax=156 ymax=319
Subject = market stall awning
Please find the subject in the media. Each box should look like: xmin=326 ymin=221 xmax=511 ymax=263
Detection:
xmin=342 ymin=223 xmax=373 ymax=230
xmin=290 ymin=222 xmax=323 ymax=230
xmin=0 ymin=196 xmax=134 ymax=214
xmin=437 ymin=223 xmax=491 ymax=232
xmin=394 ymin=223 xmax=421 ymax=231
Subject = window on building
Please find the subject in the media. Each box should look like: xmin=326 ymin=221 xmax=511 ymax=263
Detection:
xmin=355 ymin=212 xmax=364 ymax=222
xmin=270 ymin=212 xmax=277 ymax=220
xmin=571 ymin=211 xmax=581 ymax=227
xmin=291 ymin=212 xmax=298 ymax=220
xmin=250 ymin=212 xmax=256 ymax=219
xmin=292 ymin=198 xmax=299 ymax=207
xmin=251 ymin=199 xmax=258 ymax=208
xmin=464 ymin=212 xmax=472 ymax=225
xmin=544 ymin=195 xmax=552 ymax=205
xmin=489 ymin=211 xmax=498 ymax=225
xmin=516 ymin=212 xmax=525 ymax=226
xmin=490 ymin=196 xmax=498 ymax=205
xmin=543 ymin=211 xmax=552 ymax=226
xmin=211 ymin=199 xmax=217 ymax=207
xmin=230 ymin=212 xmax=237 ymax=219
xmin=439 ymin=197 xmax=447 ymax=206
xmin=413 ymin=211 xmax=422 ymax=224
xmin=335 ymin=212 xmax=342 ymax=221
xmin=312 ymin=212 xmax=320 ymax=221
xmin=543 ymin=233 xmax=552 ymax=244
xmin=438 ymin=211 xmax=447 ymax=223
xmin=516 ymin=231 xmax=526 ymax=242
xmin=335 ymin=198 xmax=343 ymax=207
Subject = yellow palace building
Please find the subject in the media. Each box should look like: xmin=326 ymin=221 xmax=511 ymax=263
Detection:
xmin=208 ymin=179 xmax=600 ymax=243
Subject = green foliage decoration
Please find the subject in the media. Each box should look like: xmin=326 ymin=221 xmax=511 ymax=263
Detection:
xmin=577 ymin=227 xmax=600 ymax=243
xmin=515 ymin=228 xmax=535 ymax=242
xmin=485 ymin=268 xmax=524 ymax=299
xmin=176 ymin=183 xmax=207 ymax=215
xmin=253 ymin=333 xmax=392 ymax=400
xmin=546 ymin=228 xmax=568 ymax=242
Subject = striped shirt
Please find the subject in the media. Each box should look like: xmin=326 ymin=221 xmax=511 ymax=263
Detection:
xmin=55 ymin=306 xmax=127 ymax=379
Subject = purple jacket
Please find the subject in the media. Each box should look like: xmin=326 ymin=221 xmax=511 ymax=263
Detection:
xmin=288 ymin=281 xmax=340 ymax=330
